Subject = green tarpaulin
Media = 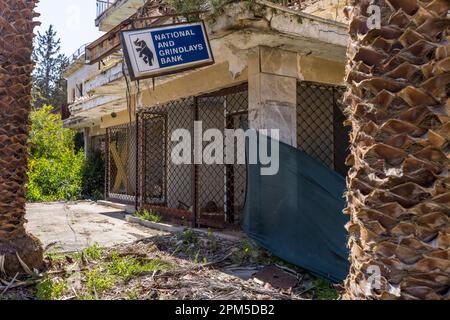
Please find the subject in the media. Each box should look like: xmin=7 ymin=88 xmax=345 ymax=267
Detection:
xmin=242 ymin=140 xmax=350 ymax=283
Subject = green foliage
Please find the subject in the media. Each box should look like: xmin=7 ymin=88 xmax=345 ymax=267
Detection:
xmin=108 ymin=252 xmax=173 ymax=281
xmin=82 ymin=150 xmax=105 ymax=201
xmin=83 ymin=244 xmax=104 ymax=261
xmin=166 ymin=0 xmax=207 ymax=21
xmin=126 ymin=290 xmax=140 ymax=300
xmin=27 ymin=106 xmax=85 ymax=202
xmin=313 ymin=278 xmax=339 ymax=300
xmin=32 ymin=25 xmax=68 ymax=110
xmin=86 ymin=269 xmax=116 ymax=294
xmin=134 ymin=209 xmax=162 ymax=223
xmin=178 ymin=229 xmax=199 ymax=245
xmin=166 ymin=0 xmax=282 ymax=24
xmin=36 ymin=277 xmax=67 ymax=300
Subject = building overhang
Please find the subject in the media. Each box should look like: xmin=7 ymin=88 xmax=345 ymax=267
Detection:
xmin=64 ymin=1 xmax=349 ymax=129
xmin=96 ymin=0 xmax=157 ymax=31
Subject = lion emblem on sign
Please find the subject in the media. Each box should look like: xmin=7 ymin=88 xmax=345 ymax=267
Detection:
xmin=133 ymin=38 xmax=155 ymax=66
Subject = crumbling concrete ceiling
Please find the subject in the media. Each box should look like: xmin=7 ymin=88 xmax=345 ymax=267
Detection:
xmin=209 ymin=28 xmax=346 ymax=78
xmin=69 ymin=94 xmax=126 ymax=125
xmin=206 ymin=1 xmax=347 ymax=77
xmin=302 ymin=0 xmax=347 ymax=23
xmin=96 ymin=0 xmax=146 ymax=32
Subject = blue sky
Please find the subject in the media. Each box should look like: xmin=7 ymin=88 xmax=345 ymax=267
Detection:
xmin=35 ymin=0 xmax=104 ymax=56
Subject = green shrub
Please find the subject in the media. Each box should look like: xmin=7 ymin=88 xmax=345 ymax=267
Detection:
xmin=108 ymin=251 xmax=172 ymax=281
xmin=86 ymin=269 xmax=116 ymax=294
xmin=82 ymin=150 xmax=105 ymax=201
xmin=313 ymin=278 xmax=339 ymax=300
xmin=135 ymin=209 xmax=162 ymax=223
xmin=36 ymin=277 xmax=67 ymax=300
xmin=83 ymin=244 xmax=104 ymax=261
xmin=27 ymin=106 xmax=85 ymax=202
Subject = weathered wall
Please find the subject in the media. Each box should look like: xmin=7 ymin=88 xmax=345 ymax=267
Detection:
xmin=248 ymin=45 xmax=345 ymax=147
xmin=66 ymin=62 xmax=99 ymax=104
xmin=302 ymin=0 xmax=347 ymax=24
xmin=139 ymin=62 xmax=248 ymax=109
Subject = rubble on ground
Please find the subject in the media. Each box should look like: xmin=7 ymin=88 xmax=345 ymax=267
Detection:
xmin=0 ymin=230 xmax=337 ymax=300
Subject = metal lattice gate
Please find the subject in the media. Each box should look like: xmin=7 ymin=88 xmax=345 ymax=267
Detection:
xmin=139 ymin=98 xmax=195 ymax=221
xmin=138 ymin=84 xmax=248 ymax=228
xmin=106 ymin=123 xmax=137 ymax=204
xmin=296 ymin=81 xmax=350 ymax=176
xmin=197 ymin=85 xmax=249 ymax=227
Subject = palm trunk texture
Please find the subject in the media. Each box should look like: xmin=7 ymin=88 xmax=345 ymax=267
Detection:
xmin=0 ymin=0 xmax=43 ymax=275
xmin=343 ymin=0 xmax=450 ymax=299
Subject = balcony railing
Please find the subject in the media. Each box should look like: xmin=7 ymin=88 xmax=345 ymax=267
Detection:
xmin=96 ymin=0 xmax=117 ymax=18
xmin=67 ymin=43 xmax=90 ymax=67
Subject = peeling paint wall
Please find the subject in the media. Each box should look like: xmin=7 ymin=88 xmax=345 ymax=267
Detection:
xmin=65 ymin=3 xmax=348 ymax=131
xmin=66 ymin=62 xmax=99 ymax=104
xmin=139 ymin=62 xmax=248 ymax=109
xmin=303 ymin=0 xmax=347 ymax=24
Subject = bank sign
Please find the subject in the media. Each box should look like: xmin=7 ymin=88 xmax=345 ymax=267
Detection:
xmin=120 ymin=22 xmax=214 ymax=80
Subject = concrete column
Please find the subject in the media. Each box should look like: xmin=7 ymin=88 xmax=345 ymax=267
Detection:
xmin=84 ymin=127 xmax=92 ymax=159
xmin=248 ymin=46 xmax=297 ymax=147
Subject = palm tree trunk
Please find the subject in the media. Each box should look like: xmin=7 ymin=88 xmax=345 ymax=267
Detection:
xmin=0 ymin=0 xmax=43 ymax=274
xmin=343 ymin=0 xmax=450 ymax=299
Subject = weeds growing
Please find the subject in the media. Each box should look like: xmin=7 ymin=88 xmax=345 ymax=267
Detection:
xmin=135 ymin=209 xmax=162 ymax=223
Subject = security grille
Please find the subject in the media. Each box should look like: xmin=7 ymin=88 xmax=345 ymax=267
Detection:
xmin=106 ymin=123 xmax=137 ymax=204
xmin=139 ymin=98 xmax=195 ymax=222
xmin=197 ymin=85 xmax=249 ymax=227
xmin=297 ymin=81 xmax=350 ymax=176
xmin=138 ymin=84 xmax=248 ymax=228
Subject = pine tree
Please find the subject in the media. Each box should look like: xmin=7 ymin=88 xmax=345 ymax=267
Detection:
xmin=32 ymin=25 xmax=68 ymax=110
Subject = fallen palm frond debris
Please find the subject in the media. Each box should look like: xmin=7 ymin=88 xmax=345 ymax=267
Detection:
xmin=0 ymin=230 xmax=338 ymax=300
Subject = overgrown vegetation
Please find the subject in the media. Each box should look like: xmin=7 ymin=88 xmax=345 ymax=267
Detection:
xmin=166 ymin=0 xmax=296 ymax=23
xmin=84 ymin=243 xmax=103 ymax=261
xmin=134 ymin=209 xmax=163 ymax=223
xmin=81 ymin=150 xmax=105 ymax=201
xmin=26 ymin=107 xmax=107 ymax=202
xmin=36 ymin=277 xmax=67 ymax=300
xmin=313 ymin=278 xmax=339 ymax=300
xmin=3 ymin=236 xmax=340 ymax=300
xmin=109 ymin=251 xmax=173 ymax=281
xmin=166 ymin=0 xmax=259 ymax=22
xmin=33 ymin=244 xmax=175 ymax=300
xmin=27 ymin=106 xmax=85 ymax=201
xmin=178 ymin=229 xmax=199 ymax=245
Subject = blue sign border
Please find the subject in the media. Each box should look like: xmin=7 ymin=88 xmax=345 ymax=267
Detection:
xmin=120 ymin=21 xmax=215 ymax=81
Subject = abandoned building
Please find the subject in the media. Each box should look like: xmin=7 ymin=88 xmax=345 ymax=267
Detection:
xmin=63 ymin=0 xmax=350 ymax=230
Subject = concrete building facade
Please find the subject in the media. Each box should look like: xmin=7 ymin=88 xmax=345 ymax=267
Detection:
xmin=64 ymin=0 xmax=349 ymax=229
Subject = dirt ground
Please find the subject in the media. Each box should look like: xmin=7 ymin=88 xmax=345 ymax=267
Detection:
xmin=0 ymin=202 xmax=339 ymax=300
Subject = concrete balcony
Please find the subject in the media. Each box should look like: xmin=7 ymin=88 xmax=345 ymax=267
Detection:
xmin=64 ymin=53 xmax=127 ymax=129
xmin=95 ymin=0 xmax=147 ymax=32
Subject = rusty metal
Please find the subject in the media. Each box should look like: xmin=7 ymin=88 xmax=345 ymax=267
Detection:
xmin=192 ymin=97 xmax=199 ymax=228
xmin=138 ymin=97 xmax=195 ymax=224
xmin=87 ymin=0 xmax=208 ymax=65
xmin=87 ymin=1 xmax=173 ymax=64
xmin=137 ymin=84 xmax=249 ymax=229
xmin=135 ymin=112 xmax=140 ymax=211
